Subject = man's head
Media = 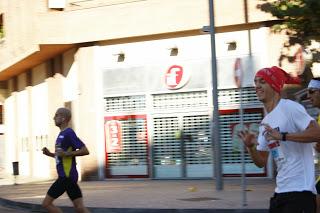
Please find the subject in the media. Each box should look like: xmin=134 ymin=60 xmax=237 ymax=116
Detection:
xmin=307 ymin=78 xmax=320 ymax=108
xmin=53 ymin=108 xmax=71 ymax=127
xmin=254 ymin=66 xmax=300 ymax=102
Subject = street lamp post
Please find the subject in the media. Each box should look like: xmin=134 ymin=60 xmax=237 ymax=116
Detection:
xmin=208 ymin=0 xmax=223 ymax=190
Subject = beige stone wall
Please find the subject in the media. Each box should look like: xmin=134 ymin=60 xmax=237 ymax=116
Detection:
xmin=0 ymin=0 xmax=275 ymax=72
xmin=37 ymin=0 xmax=208 ymax=44
xmin=4 ymin=94 xmax=18 ymax=174
xmin=2 ymin=45 xmax=101 ymax=180
xmin=3 ymin=63 xmax=53 ymax=179
xmin=3 ymin=59 xmax=60 ymax=179
xmin=38 ymin=0 xmax=274 ymax=44
xmin=72 ymin=46 xmax=104 ymax=180
xmin=0 ymin=0 xmax=39 ymax=72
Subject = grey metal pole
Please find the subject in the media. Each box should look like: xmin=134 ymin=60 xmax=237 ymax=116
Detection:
xmin=239 ymin=87 xmax=247 ymax=206
xmin=208 ymin=0 xmax=223 ymax=190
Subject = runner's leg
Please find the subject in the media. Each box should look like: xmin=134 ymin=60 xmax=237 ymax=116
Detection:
xmin=42 ymin=194 xmax=63 ymax=213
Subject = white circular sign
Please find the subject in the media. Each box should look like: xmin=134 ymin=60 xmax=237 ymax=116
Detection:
xmin=164 ymin=65 xmax=190 ymax=90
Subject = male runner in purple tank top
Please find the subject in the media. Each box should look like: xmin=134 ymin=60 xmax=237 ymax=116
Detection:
xmin=42 ymin=107 xmax=90 ymax=213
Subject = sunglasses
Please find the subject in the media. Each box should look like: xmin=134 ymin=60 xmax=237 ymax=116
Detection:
xmin=308 ymin=89 xmax=319 ymax=94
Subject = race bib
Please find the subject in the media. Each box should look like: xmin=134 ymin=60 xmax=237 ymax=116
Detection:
xmin=268 ymin=140 xmax=286 ymax=170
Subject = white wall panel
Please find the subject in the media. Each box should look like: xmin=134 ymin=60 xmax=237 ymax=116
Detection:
xmin=16 ymin=91 xmax=29 ymax=176
xmin=31 ymin=83 xmax=50 ymax=178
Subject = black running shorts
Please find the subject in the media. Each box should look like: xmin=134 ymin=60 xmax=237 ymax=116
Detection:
xmin=316 ymin=177 xmax=320 ymax=194
xmin=269 ymin=190 xmax=316 ymax=213
xmin=47 ymin=177 xmax=83 ymax=201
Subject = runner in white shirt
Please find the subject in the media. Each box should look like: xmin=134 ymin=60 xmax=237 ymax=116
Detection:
xmin=239 ymin=66 xmax=320 ymax=213
xmin=306 ymin=77 xmax=320 ymax=213
xmin=264 ymin=77 xmax=320 ymax=213
xmin=259 ymin=99 xmax=315 ymax=193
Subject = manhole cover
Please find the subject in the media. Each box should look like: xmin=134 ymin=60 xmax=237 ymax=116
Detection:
xmin=178 ymin=197 xmax=220 ymax=202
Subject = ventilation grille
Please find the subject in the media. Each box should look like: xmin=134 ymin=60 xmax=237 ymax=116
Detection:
xmin=218 ymin=87 xmax=261 ymax=108
xmin=219 ymin=109 xmax=264 ymax=164
xmin=153 ymin=91 xmax=208 ymax=111
xmin=104 ymin=95 xmax=146 ymax=113
xmin=182 ymin=115 xmax=212 ymax=164
xmin=153 ymin=115 xmax=212 ymax=166
xmin=153 ymin=117 xmax=180 ymax=165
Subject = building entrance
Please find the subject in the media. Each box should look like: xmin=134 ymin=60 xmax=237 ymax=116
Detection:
xmin=105 ymin=115 xmax=149 ymax=178
xmin=152 ymin=113 xmax=212 ymax=178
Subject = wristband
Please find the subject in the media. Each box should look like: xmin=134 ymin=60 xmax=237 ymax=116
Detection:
xmin=281 ymin=132 xmax=288 ymax=141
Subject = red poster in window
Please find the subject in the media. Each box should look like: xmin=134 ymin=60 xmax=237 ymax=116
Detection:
xmin=105 ymin=120 xmax=122 ymax=153
xmin=234 ymin=58 xmax=242 ymax=88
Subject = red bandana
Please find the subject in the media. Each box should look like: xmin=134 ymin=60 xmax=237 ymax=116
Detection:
xmin=255 ymin=66 xmax=300 ymax=93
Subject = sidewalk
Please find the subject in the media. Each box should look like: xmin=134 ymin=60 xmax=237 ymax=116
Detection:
xmin=0 ymin=177 xmax=274 ymax=213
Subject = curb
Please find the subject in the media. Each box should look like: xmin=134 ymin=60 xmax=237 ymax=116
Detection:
xmin=0 ymin=197 xmax=268 ymax=213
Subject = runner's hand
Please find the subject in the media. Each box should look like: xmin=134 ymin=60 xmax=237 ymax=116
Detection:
xmin=238 ymin=130 xmax=258 ymax=148
xmin=42 ymin=147 xmax=50 ymax=155
xmin=261 ymin=123 xmax=281 ymax=141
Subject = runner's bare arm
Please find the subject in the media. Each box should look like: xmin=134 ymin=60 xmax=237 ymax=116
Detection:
xmin=238 ymin=130 xmax=269 ymax=168
xmin=247 ymin=148 xmax=269 ymax=168
xmin=64 ymin=146 xmax=90 ymax=157
xmin=263 ymin=121 xmax=320 ymax=143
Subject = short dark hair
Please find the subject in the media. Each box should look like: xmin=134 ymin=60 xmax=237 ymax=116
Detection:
xmin=56 ymin=108 xmax=71 ymax=122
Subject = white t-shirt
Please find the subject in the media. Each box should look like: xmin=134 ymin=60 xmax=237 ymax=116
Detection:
xmin=257 ymin=99 xmax=316 ymax=194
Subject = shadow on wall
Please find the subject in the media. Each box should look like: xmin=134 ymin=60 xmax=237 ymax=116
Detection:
xmin=9 ymin=47 xmax=78 ymax=94
xmin=82 ymin=166 xmax=100 ymax=181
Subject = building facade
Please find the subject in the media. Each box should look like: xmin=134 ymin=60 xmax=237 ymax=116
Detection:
xmin=0 ymin=0 xmax=302 ymax=181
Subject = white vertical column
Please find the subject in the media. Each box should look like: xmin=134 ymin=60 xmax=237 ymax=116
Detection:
xmin=17 ymin=90 xmax=29 ymax=176
xmin=31 ymin=83 xmax=50 ymax=178
xmin=4 ymin=94 xmax=18 ymax=176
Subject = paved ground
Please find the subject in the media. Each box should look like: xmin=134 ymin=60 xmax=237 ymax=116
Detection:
xmin=0 ymin=177 xmax=274 ymax=213
xmin=0 ymin=205 xmax=31 ymax=213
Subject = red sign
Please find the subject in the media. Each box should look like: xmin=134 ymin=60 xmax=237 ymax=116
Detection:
xmin=293 ymin=47 xmax=305 ymax=76
xmin=165 ymin=65 xmax=188 ymax=89
xmin=105 ymin=120 xmax=122 ymax=153
xmin=234 ymin=58 xmax=242 ymax=88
